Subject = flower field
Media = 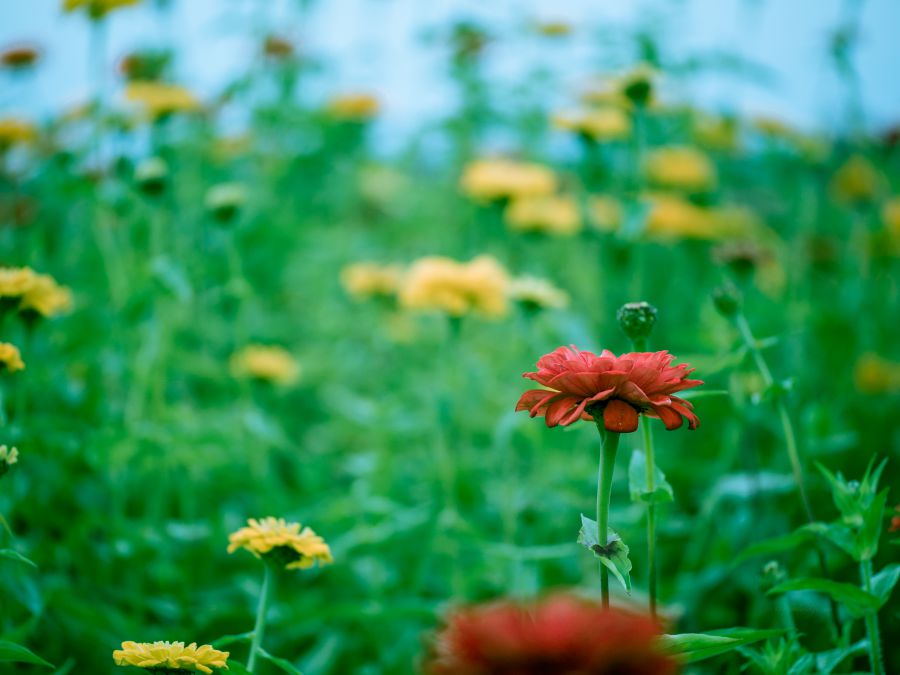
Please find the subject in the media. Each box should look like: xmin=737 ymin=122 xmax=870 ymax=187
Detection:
xmin=1 ymin=1 xmax=899 ymax=673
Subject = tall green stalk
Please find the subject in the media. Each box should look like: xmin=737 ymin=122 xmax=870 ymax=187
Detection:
xmin=595 ymin=428 xmax=620 ymax=609
xmin=860 ymin=558 xmax=884 ymax=675
xmin=247 ymin=563 xmax=274 ymax=673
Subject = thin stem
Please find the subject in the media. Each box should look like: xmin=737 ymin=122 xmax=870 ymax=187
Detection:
xmin=247 ymin=564 xmax=274 ymax=673
xmin=734 ymin=311 xmax=841 ymax=635
xmin=632 ymin=335 xmax=659 ymax=618
xmin=595 ymin=428 xmax=620 ymax=609
xmin=861 ymin=559 xmax=884 ymax=675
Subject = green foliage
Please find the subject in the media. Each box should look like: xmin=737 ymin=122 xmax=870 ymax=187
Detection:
xmin=662 ymin=628 xmax=785 ymax=663
xmin=577 ymin=514 xmax=632 ymax=592
xmin=628 ymin=449 xmax=674 ymax=504
xmin=0 ymin=641 xmax=53 ymax=668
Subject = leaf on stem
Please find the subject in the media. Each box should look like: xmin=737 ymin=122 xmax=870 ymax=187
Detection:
xmin=661 ymin=628 xmax=784 ymax=663
xmin=577 ymin=514 xmax=632 ymax=592
xmin=0 ymin=641 xmax=54 ymax=668
xmin=628 ymin=450 xmax=673 ymax=504
xmin=766 ymin=578 xmax=881 ymax=618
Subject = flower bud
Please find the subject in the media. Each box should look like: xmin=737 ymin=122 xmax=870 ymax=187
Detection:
xmin=760 ymin=560 xmax=786 ymax=591
xmin=616 ymin=301 xmax=657 ymax=342
xmin=0 ymin=444 xmax=18 ymax=478
xmin=711 ymin=283 xmax=741 ymax=318
xmin=134 ymin=157 xmax=168 ymax=196
xmin=205 ymin=182 xmax=247 ymax=224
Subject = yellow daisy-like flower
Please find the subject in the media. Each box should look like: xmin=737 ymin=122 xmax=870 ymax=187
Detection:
xmin=460 ymin=159 xmax=557 ymax=202
xmin=341 ymin=262 xmax=402 ymax=300
xmin=399 ymin=255 xmax=509 ymax=319
xmin=504 ymin=194 xmax=581 ymax=236
xmin=552 ymin=107 xmax=631 ymax=142
xmin=228 ymin=517 xmax=333 ymax=570
xmin=326 ymin=93 xmax=380 ymax=121
xmin=0 ymin=118 xmax=37 ymax=149
xmin=19 ymin=274 xmax=73 ymax=318
xmin=63 ymin=0 xmax=141 ymax=19
xmin=0 ymin=267 xmax=37 ymax=298
xmin=645 ymin=146 xmax=717 ymax=193
xmin=125 ymin=81 xmax=200 ymax=120
xmin=533 ymin=20 xmax=572 ymax=37
xmin=113 ymin=641 xmax=228 ymax=673
xmin=830 ymin=155 xmax=881 ymax=205
xmin=642 ymin=194 xmax=757 ymax=241
xmin=0 ymin=343 xmax=24 ymax=373
xmin=854 ymin=353 xmax=900 ymax=395
xmin=229 ymin=346 xmax=299 ymax=387
xmin=509 ymin=276 xmax=569 ymax=311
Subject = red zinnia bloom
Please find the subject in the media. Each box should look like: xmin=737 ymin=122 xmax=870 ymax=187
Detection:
xmin=890 ymin=504 xmax=900 ymax=533
xmin=516 ymin=346 xmax=702 ymax=433
xmin=426 ymin=594 xmax=679 ymax=675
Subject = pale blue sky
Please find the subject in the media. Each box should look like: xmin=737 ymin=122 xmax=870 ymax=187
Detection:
xmin=3 ymin=0 xmax=899 ymax=146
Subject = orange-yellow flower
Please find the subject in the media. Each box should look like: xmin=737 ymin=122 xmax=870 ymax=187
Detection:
xmin=228 ymin=517 xmax=333 ymax=570
xmin=505 ymin=194 xmax=581 ymax=236
xmin=326 ymin=93 xmax=379 ymax=121
xmin=113 ymin=641 xmax=228 ymax=673
xmin=460 ymin=159 xmax=556 ymax=202
xmin=399 ymin=255 xmax=509 ymax=318
xmin=645 ymin=146 xmax=716 ymax=192
xmin=125 ymin=81 xmax=200 ymax=119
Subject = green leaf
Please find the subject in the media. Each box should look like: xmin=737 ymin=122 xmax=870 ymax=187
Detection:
xmin=258 ymin=648 xmax=304 ymax=675
xmin=767 ymin=578 xmax=881 ymax=618
xmin=211 ymin=631 xmax=253 ymax=648
xmin=814 ymin=639 xmax=868 ymax=675
xmin=871 ymin=563 xmax=900 ymax=607
xmin=0 ymin=549 xmax=38 ymax=569
xmin=628 ymin=450 xmax=674 ymax=505
xmin=662 ymin=628 xmax=784 ymax=663
xmin=577 ymin=514 xmax=632 ymax=593
xmin=0 ymin=641 xmax=54 ymax=668
xmin=858 ymin=488 xmax=887 ymax=561
xmin=224 ymin=660 xmax=251 ymax=675
xmin=733 ymin=524 xmax=825 ymax=565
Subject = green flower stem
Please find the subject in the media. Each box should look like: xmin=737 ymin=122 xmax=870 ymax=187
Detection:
xmin=595 ymin=428 xmax=620 ymax=608
xmin=247 ymin=563 xmax=274 ymax=673
xmin=733 ymin=311 xmax=841 ymax=636
xmin=860 ymin=559 xmax=884 ymax=675
xmin=632 ymin=335 xmax=659 ymax=618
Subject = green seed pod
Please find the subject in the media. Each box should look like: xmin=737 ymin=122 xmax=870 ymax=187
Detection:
xmin=712 ymin=283 xmax=741 ymax=318
xmin=617 ymin=301 xmax=657 ymax=342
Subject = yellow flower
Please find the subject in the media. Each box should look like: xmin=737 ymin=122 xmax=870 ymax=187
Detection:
xmin=125 ymin=81 xmax=200 ymax=119
xmin=645 ymin=146 xmax=717 ymax=193
xmin=0 ymin=267 xmax=37 ymax=298
xmin=504 ymin=194 xmax=581 ymax=236
xmin=0 ymin=118 xmax=37 ymax=148
xmin=64 ymin=0 xmax=140 ymax=18
xmin=641 ymin=194 xmax=760 ymax=241
xmin=460 ymin=159 xmax=556 ymax=202
xmin=0 ymin=343 xmax=24 ymax=373
xmin=341 ymin=263 xmax=402 ymax=300
xmin=229 ymin=346 xmax=299 ymax=386
xmin=533 ymin=20 xmax=573 ymax=37
xmin=883 ymin=197 xmax=900 ymax=239
xmin=830 ymin=155 xmax=881 ymax=204
xmin=113 ymin=641 xmax=228 ymax=674
xmin=854 ymin=353 xmax=900 ymax=394
xmin=0 ymin=445 xmax=18 ymax=466
xmin=20 ymin=274 xmax=73 ymax=318
xmin=693 ymin=114 xmax=740 ymax=153
xmin=552 ymin=107 xmax=631 ymax=142
xmin=399 ymin=255 xmax=509 ymax=318
xmin=509 ymin=276 xmax=569 ymax=311
xmin=588 ymin=195 xmax=623 ymax=233
xmin=228 ymin=517 xmax=333 ymax=570
xmin=326 ymin=93 xmax=380 ymax=121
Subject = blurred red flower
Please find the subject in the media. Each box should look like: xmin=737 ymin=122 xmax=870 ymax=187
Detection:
xmin=889 ymin=504 xmax=900 ymax=533
xmin=425 ymin=594 xmax=679 ymax=675
xmin=516 ymin=346 xmax=702 ymax=432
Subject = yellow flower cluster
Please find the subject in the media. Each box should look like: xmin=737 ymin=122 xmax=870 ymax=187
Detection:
xmin=509 ymin=276 xmax=569 ymax=311
xmin=0 ymin=267 xmax=73 ymax=318
xmin=229 ymin=345 xmax=299 ymax=387
xmin=645 ymin=146 xmax=717 ymax=193
xmin=113 ymin=641 xmax=228 ymax=673
xmin=643 ymin=194 xmax=760 ymax=241
xmin=63 ymin=0 xmax=141 ymax=19
xmin=399 ymin=255 xmax=509 ymax=318
xmin=552 ymin=107 xmax=631 ymax=142
xmin=0 ymin=118 xmax=37 ymax=148
xmin=460 ymin=159 xmax=557 ymax=202
xmin=504 ymin=194 xmax=581 ymax=236
xmin=125 ymin=82 xmax=200 ymax=119
xmin=228 ymin=517 xmax=333 ymax=570
xmin=0 ymin=343 xmax=25 ymax=373
xmin=326 ymin=93 xmax=380 ymax=121
xmin=341 ymin=262 xmax=402 ymax=300
xmin=854 ymin=353 xmax=900 ymax=394
xmin=830 ymin=155 xmax=881 ymax=205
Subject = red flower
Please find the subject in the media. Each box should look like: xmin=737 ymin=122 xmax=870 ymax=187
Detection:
xmin=425 ymin=594 xmax=679 ymax=675
xmin=516 ymin=346 xmax=702 ymax=433
xmin=890 ymin=505 xmax=900 ymax=533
